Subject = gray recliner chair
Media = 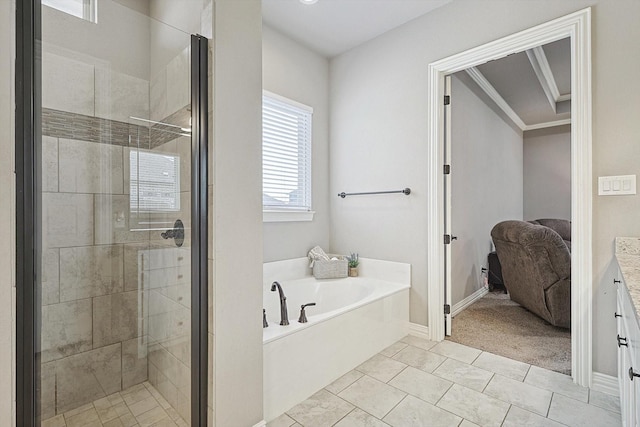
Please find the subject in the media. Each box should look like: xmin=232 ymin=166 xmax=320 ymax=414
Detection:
xmin=491 ymin=220 xmax=571 ymax=329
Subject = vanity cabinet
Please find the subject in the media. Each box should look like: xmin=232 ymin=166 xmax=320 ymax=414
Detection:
xmin=615 ymin=269 xmax=640 ymax=427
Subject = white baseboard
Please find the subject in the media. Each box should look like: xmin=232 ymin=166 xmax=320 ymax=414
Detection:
xmin=451 ymin=287 xmax=489 ymax=317
xmin=408 ymin=322 xmax=430 ymax=340
xmin=252 ymin=421 xmax=266 ymax=427
xmin=591 ymin=372 xmax=619 ymax=396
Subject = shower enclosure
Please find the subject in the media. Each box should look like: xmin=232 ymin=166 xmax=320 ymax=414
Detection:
xmin=16 ymin=1 xmax=210 ymax=425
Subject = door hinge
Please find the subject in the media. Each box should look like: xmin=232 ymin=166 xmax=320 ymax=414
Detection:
xmin=443 ymin=164 xmax=451 ymax=175
xmin=444 ymin=234 xmax=458 ymax=244
xmin=444 ymin=95 xmax=451 ymax=105
xmin=444 ymin=304 xmax=451 ymax=315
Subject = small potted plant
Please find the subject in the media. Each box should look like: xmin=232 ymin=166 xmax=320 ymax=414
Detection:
xmin=347 ymin=253 xmax=359 ymax=277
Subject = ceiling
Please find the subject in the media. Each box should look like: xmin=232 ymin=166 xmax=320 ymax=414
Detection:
xmin=263 ymin=0 xmax=571 ymax=130
xmin=262 ymin=0 xmax=451 ymax=58
xmin=471 ymin=37 xmax=571 ymax=129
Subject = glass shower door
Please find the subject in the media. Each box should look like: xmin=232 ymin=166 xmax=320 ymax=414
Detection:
xmin=32 ymin=1 xmax=208 ymax=425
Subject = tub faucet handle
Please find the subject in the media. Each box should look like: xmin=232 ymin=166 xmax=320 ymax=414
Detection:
xmin=263 ymin=309 xmax=268 ymax=328
xmin=298 ymin=303 xmax=316 ymax=323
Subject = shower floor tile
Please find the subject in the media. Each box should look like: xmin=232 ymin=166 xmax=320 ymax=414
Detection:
xmin=42 ymin=382 xmax=188 ymax=427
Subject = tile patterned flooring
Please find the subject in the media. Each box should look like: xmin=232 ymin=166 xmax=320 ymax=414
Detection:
xmin=42 ymin=382 xmax=188 ymax=427
xmin=268 ymin=335 xmax=622 ymax=427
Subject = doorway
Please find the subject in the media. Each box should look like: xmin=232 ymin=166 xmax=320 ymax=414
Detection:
xmin=427 ymin=8 xmax=593 ymax=386
xmin=15 ymin=1 xmax=209 ymax=425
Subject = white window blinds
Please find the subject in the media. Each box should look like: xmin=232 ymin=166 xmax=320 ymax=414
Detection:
xmin=43 ymin=0 xmax=97 ymax=22
xmin=262 ymin=92 xmax=313 ymax=211
xmin=130 ymin=150 xmax=180 ymax=212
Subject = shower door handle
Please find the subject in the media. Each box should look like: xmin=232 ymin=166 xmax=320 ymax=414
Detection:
xmin=161 ymin=219 xmax=185 ymax=247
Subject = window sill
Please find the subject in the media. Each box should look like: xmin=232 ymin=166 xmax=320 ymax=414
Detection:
xmin=263 ymin=210 xmax=315 ymax=223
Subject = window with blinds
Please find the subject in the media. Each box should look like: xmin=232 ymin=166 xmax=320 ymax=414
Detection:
xmin=43 ymin=0 xmax=97 ymax=22
xmin=129 ymin=150 xmax=180 ymax=213
xmin=262 ymin=91 xmax=313 ymax=212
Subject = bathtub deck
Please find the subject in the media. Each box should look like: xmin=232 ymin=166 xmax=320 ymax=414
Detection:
xmin=268 ymin=335 xmax=621 ymax=427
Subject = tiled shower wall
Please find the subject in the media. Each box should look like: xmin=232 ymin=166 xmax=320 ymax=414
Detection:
xmin=40 ymin=45 xmax=193 ymax=421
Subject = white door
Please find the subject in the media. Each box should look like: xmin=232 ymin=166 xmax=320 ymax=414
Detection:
xmin=444 ymin=74 xmax=453 ymax=336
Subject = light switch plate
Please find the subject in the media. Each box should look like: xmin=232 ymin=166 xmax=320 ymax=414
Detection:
xmin=598 ymin=175 xmax=637 ymax=196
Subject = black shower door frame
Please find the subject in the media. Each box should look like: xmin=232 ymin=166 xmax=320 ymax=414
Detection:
xmin=15 ymin=2 xmax=209 ymax=425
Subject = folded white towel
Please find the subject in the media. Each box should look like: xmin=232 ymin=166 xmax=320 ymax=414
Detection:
xmin=308 ymin=245 xmax=330 ymax=267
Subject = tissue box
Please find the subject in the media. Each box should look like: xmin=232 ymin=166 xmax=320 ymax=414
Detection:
xmin=313 ymin=254 xmax=348 ymax=279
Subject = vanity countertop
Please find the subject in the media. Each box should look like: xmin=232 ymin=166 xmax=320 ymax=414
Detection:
xmin=616 ymin=237 xmax=640 ymax=326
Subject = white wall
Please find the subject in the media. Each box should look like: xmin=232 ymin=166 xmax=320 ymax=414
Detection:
xmin=42 ymin=1 xmax=150 ymax=80
xmin=212 ymin=0 xmax=264 ymax=425
xmin=330 ymin=0 xmax=640 ymax=376
xmin=523 ymin=125 xmax=571 ymax=221
xmin=0 ymin=1 xmax=15 ymax=424
xmin=262 ymin=25 xmax=330 ymax=262
xmin=450 ymin=74 xmax=523 ymax=305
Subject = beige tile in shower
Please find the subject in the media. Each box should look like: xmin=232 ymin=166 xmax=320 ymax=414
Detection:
xmin=40 ymin=362 xmax=57 ymax=421
xmin=122 ymin=338 xmax=148 ymax=389
xmin=41 ymin=299 xmax=93 ymax=362
xmin=123 ymin=243 xmax=148 ymax=292
xmin=42 ymin=51 xmax=95 ymax=116
xmin=95 ymin=194 xmax=151 ymax=245
xmin=43 ymin=193 xmax=94 ymax=248
xmin=42 ymin=248 xmax=60 ymax=305
xmin=55 ymin=343 xmax=122 ymax=413
xmin=95 ymin=67 xmax=150 ymax=124
xmin=59 ymin=245 xmax=124 ymax=302
xmin=42 ymin=136 xmax=58 ymax=192
xmin=93 ymin=290 xmax=140 ymax=347
xmin=59 ymin=138 xmax=124 ymax=194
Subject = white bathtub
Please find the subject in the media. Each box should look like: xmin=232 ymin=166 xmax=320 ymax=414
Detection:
xmin=263 ymin=257 xmax=410 ymax=422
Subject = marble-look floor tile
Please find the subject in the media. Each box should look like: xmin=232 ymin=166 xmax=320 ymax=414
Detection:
xmin=266 ymin=413 xmax=297 ymax=427
xmin=502 ymin=406 xmax=565 ymax=427
xmin=103 ymin=418 xmax=126 ymax=427
xmin=432 ymin=358 xmax=493 ymax=392
xmin=437 ymin=384 xmax=509 ymax=427
xmin=484 ymin=374 xmax=552 ymax=416
xmin=380 ymin=342 xmax=408 ymax=358
xmin=388 ymin=366 xmax=452 ymax=404
xmin=524 ymin=365 xmax=589 ymax=402
xmin=356 ymin=354 xmax=407 ymax=383
xmin=547 ymin=393 xmax=621 ymax=427
xmin=459 ymin=420 xmax=481 ymax=427
xmin=286 ymin=389 xmax=354 ymax=427
xmin=338 ymin=375 xmax=406 ymax=419
xmin=325 ymin=370 xmax=364 ymax=395
xmin=383 ymin=395 xmax=461 ymax=427
xmin=42 ymin=414 xmax=66 ymax=427
xmin=65 ymin=405 xmax=101 ymax=427
xmin=136 ymin=406 xmax=170 ymax=427
xmin=472 ymin=351 xmax=530 ymax=381
xmin=334 ymin=408 xmax=389 ymax=427
xmin=430 ymin=340 xmax=481 ymax=364
xmin=392 ymin=346 xmax=446 ymax=373
xmin=400 ymin=335 xmax=438 ymax=351
xmin=588 ymin=389 xmax=621 ymax=413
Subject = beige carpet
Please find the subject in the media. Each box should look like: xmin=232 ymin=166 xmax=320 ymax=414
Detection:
xmin=448 ymin=291 xmax=571 ymax=375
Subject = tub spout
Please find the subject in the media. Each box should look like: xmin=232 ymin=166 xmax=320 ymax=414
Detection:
xmin=271 ymin=281 xmax=289 ymax=325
